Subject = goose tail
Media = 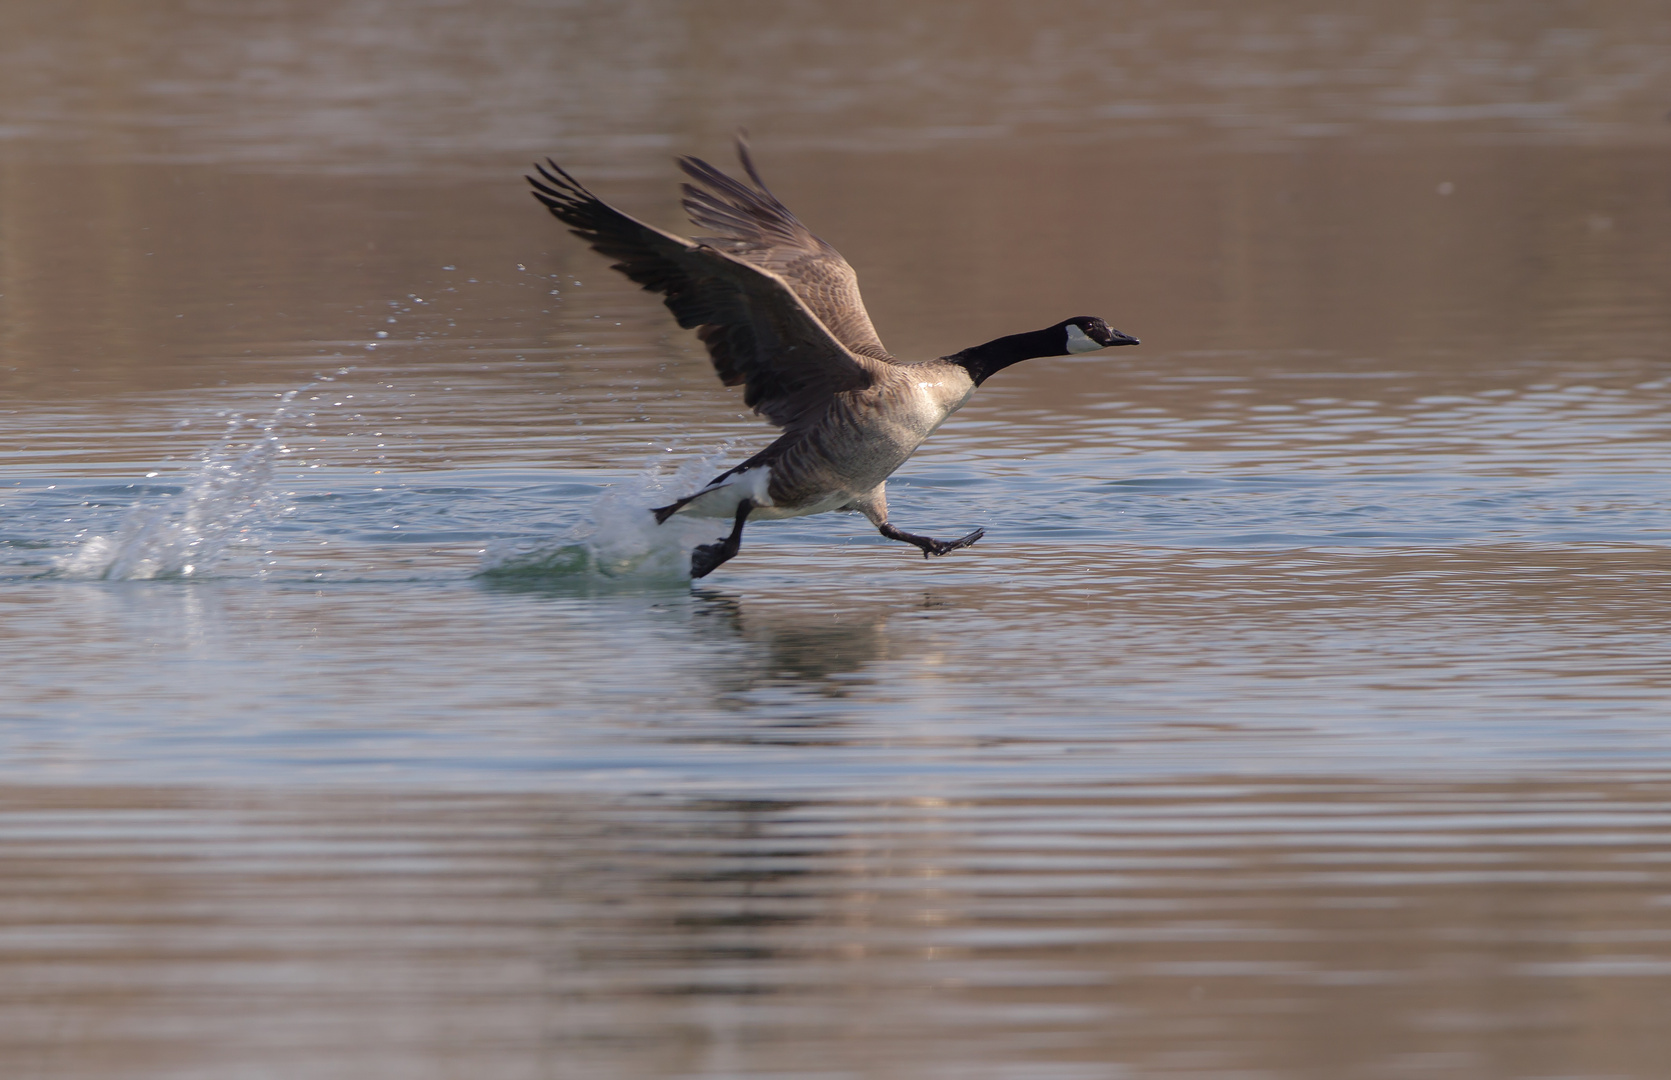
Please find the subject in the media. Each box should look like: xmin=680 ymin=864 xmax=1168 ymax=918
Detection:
xmin=652 ymin=495 xmax=697 ymax=525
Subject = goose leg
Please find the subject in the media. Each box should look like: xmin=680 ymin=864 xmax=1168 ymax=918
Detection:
xmin=879 ymin=522 xmax=985 ymax=558
xmin=690 ymin=499 xmax=753 ymax=579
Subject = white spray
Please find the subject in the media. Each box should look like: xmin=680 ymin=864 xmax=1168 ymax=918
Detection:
xmin=54 ymin=389 xmax=308 ymax=581
xmin=478 ymin=447 xmax=735 ymax=582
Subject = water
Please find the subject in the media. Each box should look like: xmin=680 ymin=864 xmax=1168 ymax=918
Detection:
xmin=4 ymin=2 xmax=1671 ymax=1076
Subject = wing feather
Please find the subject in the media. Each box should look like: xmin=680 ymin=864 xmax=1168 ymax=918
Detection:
xmin=677 ymin=139 xmax=894 ymax=364
xmin=528 ymin=159 xmax=884 ymax=430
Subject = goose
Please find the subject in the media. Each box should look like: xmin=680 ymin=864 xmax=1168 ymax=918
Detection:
xmin=528 ymin=139 xmax=1139 ymax=578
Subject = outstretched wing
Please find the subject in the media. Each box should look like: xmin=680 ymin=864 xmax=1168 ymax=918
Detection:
xmin=529 ymin=160 xmax=885 ymax=430
xmin=678 ymin=138 xmax=894 ymax=364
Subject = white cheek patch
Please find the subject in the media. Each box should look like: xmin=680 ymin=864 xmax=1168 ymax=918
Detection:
xmin=1064 ymin=323 xmax=1104 ymax=354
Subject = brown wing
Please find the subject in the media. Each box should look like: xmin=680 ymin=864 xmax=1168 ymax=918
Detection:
xmin=528 ymin=160 xmax=885 ymax=431
xmin=677 ymin=138 xmax=895 ymax=364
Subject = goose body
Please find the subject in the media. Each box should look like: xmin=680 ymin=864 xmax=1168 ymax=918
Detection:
xmin=528 ymin=141 xmax=1138 ymax=578
xmin=668 ymin=368 xmax=975 ymax=523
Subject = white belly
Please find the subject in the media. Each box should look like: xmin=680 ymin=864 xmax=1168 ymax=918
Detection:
xmin=677 ymin=466 xmax=849 ymax=521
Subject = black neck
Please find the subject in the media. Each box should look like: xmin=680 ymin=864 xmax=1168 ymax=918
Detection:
xmin=946 ymin=327 xmax=1063 ymax=387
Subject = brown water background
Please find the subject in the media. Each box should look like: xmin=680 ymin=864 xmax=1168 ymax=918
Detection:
xmin=4 ymin=2 xmax=1671 ymax=1077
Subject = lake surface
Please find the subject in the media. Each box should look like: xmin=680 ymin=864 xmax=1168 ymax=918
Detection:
xmin=4 ymin=2 xmax=1671 ymax=1077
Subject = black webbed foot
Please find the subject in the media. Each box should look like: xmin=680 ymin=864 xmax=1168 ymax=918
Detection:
xmin=926 ymin=527 xmax=985 ymax=556
xmin=690 ymin=541 xmax=731 ymax=579
xmin=690 ymin=499 xmax=753 ymax=579
xmin=879 ymin=523 xmax=986 ymax=558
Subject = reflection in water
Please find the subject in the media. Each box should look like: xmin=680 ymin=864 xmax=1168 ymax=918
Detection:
xmin=690 ymin=588 xmax=894 ymax=698
xmin=6 ymin=779 xmax=1671 ymax=1078
xmin=4 ymin=540 xmax=1671 ymax=785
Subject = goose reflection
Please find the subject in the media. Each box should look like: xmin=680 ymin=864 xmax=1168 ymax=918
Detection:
xmin=689 ymin=588 xmax=901 ymax=699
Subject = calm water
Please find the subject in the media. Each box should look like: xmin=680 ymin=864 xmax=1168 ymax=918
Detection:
xmin=4 ymin=2 xmax=1671 ymax=1077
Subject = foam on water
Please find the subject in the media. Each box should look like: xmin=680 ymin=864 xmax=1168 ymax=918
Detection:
xmin=478 ymin=449 xmax=733 ymax=584
xmin=54 ymin=391 xmax=304 ymax=581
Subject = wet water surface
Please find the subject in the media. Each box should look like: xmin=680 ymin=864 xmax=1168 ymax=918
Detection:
xmin=7 ymin=778 xmax=1671 ymax=1080
xmin=4 ymin=2 xmax=1671 ymax=1077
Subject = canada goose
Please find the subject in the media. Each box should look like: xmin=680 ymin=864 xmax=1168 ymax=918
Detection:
xmin=528 ymin=140 xmax=1138 ymax=578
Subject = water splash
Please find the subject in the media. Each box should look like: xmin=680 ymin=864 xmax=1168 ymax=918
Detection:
xmin=478 ymin=449 xmax=732 ymax=584
xmin=55 ymin=391 xmax=305 ymax=580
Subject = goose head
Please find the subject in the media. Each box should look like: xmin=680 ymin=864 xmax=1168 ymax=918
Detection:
xmin=1059 ymin=316 xmax=1140 ymax=354
xmin=950 ymin=316 xmax=1140 ymax=386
